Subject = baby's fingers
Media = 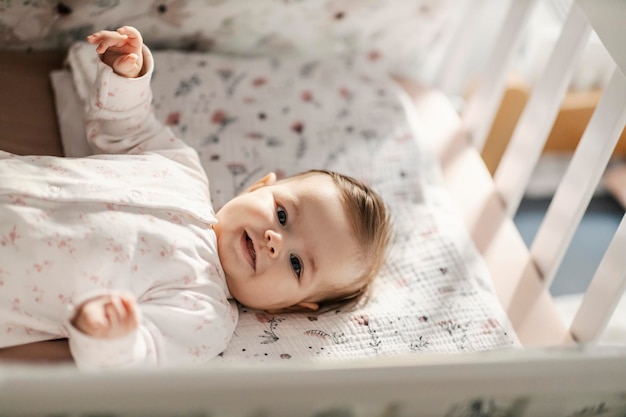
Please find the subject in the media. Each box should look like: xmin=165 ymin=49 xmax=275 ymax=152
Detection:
xmin=117 ymin=26 xmax=142 ymax=46
xmin=120 ymin=295 xmax=139 ymax=329
xmin=79 ymin=310 xmax=108 ymax=336
xmin=87 ymin=30 xmax=128 ymax=54
xmin=71 ymin=298 xmax=109 ymax=338
xmin=104 ymin=295 xmax=124 ymax=329
xmin=105 ymin=294 xmax=139 ymax=338
xmin=112 ymin=53 xmax=141 ymax=78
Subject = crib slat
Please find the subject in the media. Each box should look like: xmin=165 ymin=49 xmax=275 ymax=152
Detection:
xmin=530 ymin=69 xmax=626 ymax=287
xmin=462 ymin=0 xmax=537 ymax=152
xmin=577 ymin=0 xmax=626 ymax=75
xmin=570 ymin=213 xmax=626 ymax=343
xmin=494 ymin=3 xmax=591 ymax=216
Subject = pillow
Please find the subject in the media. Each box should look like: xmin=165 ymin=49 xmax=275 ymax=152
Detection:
xmin=53 ymin=42 xmax=519 ymax=362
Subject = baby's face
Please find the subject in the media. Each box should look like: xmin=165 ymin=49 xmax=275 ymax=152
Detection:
xmin=214 ymin=173 xmax=362 ymax=312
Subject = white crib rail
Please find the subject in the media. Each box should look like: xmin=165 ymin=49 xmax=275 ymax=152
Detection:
xmin=567 ymin=0 xmax=626 ymax=343
xmin=461 ymin=0 xmax=537 ymax=152
xmin=572 ymin=212 xmax=626 ymax=343
xmin=531 ymin=69 xmax=626 ymax=290
xmin=457 ymin=0 xmax=626 ymax=344
xmin=494 ymin=3 xmax=591 ymax=216
xmin=3 ymin=348 xmax=626 ymax=417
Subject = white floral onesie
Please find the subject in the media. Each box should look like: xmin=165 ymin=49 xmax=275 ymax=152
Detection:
xmin=0 ymin=46 xmax=238 ymax=370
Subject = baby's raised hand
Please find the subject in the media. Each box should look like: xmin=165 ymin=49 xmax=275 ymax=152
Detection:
xmin=71 ymin=293 xmax=139 ymax=339
xmin=87 ymin=26 xmax=144 ymax=78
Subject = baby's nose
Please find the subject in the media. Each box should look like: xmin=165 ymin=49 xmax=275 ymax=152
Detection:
xmin=265 ymin=230 xmax=283 ymax=258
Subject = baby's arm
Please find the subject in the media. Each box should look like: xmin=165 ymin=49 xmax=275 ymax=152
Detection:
xmin=87 ymin=26 xmax=144 ymax=79
xmin=84 ymin=26 xmax=199 ymax=162
xmin=66 ymin=292 xmax=144 ymax=370
xmin=66 ymin=287 xmax=236 ymax=370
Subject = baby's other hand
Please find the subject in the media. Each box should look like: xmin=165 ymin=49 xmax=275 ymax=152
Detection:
xmin=86 ymin=26 xmax=144 ymax=78
xmin=71 ymin=293 xmax=139 ymax=339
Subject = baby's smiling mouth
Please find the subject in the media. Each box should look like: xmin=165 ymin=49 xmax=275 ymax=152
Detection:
xmin=245 ymin=231 xmax=256 ymax=270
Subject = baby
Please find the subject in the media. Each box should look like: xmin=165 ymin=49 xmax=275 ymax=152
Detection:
xmin=0 ymin=26 xmax=391 ymax=370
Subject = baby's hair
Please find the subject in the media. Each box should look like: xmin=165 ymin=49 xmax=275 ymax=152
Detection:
xmin=289 ymin=169 xmax=391 ymax=313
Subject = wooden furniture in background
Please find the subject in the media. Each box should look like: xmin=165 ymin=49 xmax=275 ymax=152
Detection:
xmin=482 ymin=73 xmax=626 ymax=175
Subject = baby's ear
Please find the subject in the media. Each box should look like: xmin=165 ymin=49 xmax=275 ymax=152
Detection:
xmin=247 ymin=172 xmax=277 ymax=192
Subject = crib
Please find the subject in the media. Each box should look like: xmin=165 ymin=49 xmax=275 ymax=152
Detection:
xmin=2 ymin=0 xmax=626 ymax=416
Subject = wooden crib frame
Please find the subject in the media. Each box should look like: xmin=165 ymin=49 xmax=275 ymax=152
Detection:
xmin=435 ymin=0 xmax=626 ymax=348
xmin=3 ymin=0 xmax=626 ymax=415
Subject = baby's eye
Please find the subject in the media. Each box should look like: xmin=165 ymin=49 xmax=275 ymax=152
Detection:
xmin=277 ymin=206 xmax=287 ymax=226
xmin=290 ymin=254 xmax=302 ymax=278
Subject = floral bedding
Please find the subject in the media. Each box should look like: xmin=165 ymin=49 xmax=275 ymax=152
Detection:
xmin=0 ymin=0 xmax=459 ymax=81
xmin=54 ymin=41 xmax=519 ymax=362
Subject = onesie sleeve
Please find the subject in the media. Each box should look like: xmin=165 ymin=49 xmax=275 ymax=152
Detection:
xmin=84 ymin=45 xmax=193 ymax=158
xmin=67 ymin=289 xmax=238 ymax=371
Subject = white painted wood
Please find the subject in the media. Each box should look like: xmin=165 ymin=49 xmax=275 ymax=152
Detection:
xmin=462 ymin=0 xmax=537 ymax=151
xmin=494 ymin=3 xmax=591 ymax=216
xmin=571 ymin=212 xmax=626 ymax=343
xmin=530 ymin=69 xmax=626 ymax=287
xmin=577 ymin=0 xmax=626 ymax=77
xmin=3 ymin=349 xmax=626 ymax=417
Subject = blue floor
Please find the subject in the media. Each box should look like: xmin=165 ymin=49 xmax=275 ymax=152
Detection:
xmin=514 ymin=195 xmax=624 ymax=296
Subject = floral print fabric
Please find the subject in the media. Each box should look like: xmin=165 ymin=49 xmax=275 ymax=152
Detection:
xmin=62 ymin=43 xmax=520 ymax=362
xmin=0 ymin=0 xmax=458 ymax=80
xmin=0 ymin=49 xmax=239 ymax=369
